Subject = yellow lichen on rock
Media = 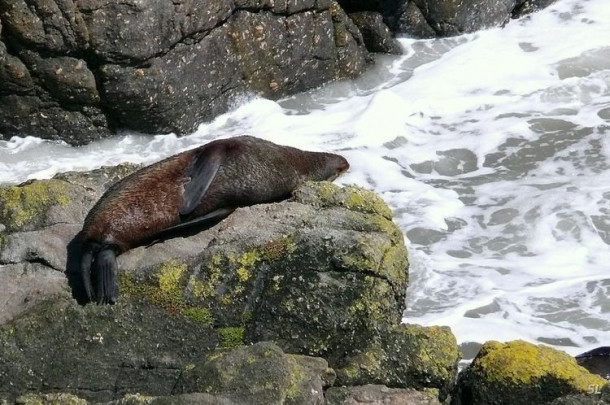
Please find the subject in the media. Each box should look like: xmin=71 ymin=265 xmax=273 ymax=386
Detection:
xmin=293 ymin=181 xmax=393 ymax=219
xmin=0 ymin=179 xmax=70 ymax=232
xmin=476 ymin=340 xmax=607 ymax=390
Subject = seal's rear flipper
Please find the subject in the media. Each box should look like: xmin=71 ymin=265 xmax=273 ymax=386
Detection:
xmin=80 ymin=248 xmax=94 ymax=302
xmin=95 ymin=248 xmax=119 ymax=305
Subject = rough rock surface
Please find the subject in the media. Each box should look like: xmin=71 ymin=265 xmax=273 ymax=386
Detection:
xmin=548 ymin=384 xmax=610 ymax=405
xmin=0 ymin=162 xmax=460 ymax=403
xmin=453 ymin=340 xmax=609 ymax=405
xmin=174 ymin=341 xmax=335 ymax=404
xmin=338 ymin=0 xmax=558 ymax=37
xmin=326 ymin=384 xmax=442 ymax=404
xmin=349 ymin=11 xmax=402 ymax=54
xmin=576 ymin=347 xmax=610 ymax=380
xmin=0 ymin=1 xmax=368 ymax=144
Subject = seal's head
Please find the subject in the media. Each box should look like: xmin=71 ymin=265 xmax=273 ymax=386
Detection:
xmin=305 ymin=152 xmax=350 ymax=182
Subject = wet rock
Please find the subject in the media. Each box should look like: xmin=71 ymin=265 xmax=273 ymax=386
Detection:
xmin=349 ymin=11 xmax=403 ymax=54
xmin=337 ymin=0 xmax=557 ymax=38
xmin=326 ymin=384 xmax=442 ymax=405
xmin=175 ymin=342 xmax=333 ymax=405
xmin=15 ymin=393 xmax=89 ymax=405
xmin=548 ymin=384 xmax=610 ymax=405
xmin=334 ymin=324 xmax=459 ymax=400
xmin=576 ymin=347 xmax=610 ymax=380
xmin=0 ymin=297 xmax=220 ymax=403
xmin=453 ymin=340 xmax=609 ymax=405
xmin=0 ymin=1 xmax=368 ymax=144
xmin=512 ymin=0 xmax=558 ymax=18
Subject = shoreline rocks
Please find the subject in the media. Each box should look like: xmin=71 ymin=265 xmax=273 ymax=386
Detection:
xmin=0 ymin=1 xmax=369 ymax=144
xmin=1 ymin=163 xmax=606 ymax=404
xmin=0 ymin=0 xmax=560 ymax=145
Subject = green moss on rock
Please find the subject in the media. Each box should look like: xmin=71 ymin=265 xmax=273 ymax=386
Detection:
xmin=293 ymin=182 xmax=393 ymax=219
xmin=15 ymin=393 xmax=89 ymax=404
xmin=336 ymin=323 xmax=459 ymax=399
xmin=119 ymin=260 xmax=214 ymax=326
xmin=174 ymin=342 xmax=328 ymax=404
xmin=0 ymin=179 xmax=70 ymax=232
xmin=456 ymin=340 xmax=609 ymax=405
xmin=218 ymin=327 xmax=245 ymax=348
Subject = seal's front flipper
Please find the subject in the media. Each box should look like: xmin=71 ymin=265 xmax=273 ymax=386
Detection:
xmin=180 ymin=147 xmax=224 ymax=217
xmin=160 ymin=207 xmax=235 ymax=236
xmin=95 ymin=247 xmax=119 ymax=305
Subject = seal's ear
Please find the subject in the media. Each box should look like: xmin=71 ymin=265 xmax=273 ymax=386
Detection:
xmin=180 ymin=147 xmax=224 ymax=217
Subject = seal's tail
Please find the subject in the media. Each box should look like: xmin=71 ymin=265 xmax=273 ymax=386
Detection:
xmin=81 ymin=244 xmax=119 ymax=304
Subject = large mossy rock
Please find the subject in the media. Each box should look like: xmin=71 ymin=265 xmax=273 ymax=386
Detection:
xmin=0 ymin=163 xmax=460 ymax=402
xmin=174 ymin=341 xmax=335 ymax=405
xmin=0 ymin=297 xmax=220 ymax=403
xmin=0 ymin=1 xmax=367 ymax=144
xmin=453 ymin=340 xmax=609 ymax=405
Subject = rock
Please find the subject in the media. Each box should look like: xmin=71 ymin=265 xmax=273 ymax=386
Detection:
xmin=334 ymin=324 xmax=459 ymax=400
xmin=548 ymin=384 xmax=610 ymax=405
xmin=576 ymin=347 xmax=610 ymax=380
xmin=15 ymin=393 xmax=89 ymax=405
xmin=406 ymin=0 xmax=515 ymax=36
xmin=108 ymin=393 xmax=238 ymax=405
xmin=0 ymin=297 xmax=220 ymax=403
xmin=337 ymin=0 xmax=557 ymax=38
xmin=326 ymin=384 xmax=442 ymax=405
xmin=453 ymin=340 xmax=609 ymax=405
xmin=386 ymin=1 xmax=437 ymax=39
xmin=349 ymin=12 xmax=403 ymax=54
xmin=0 ymin=1 xmax=368 ymax=144
xmin=0 ymin=263 xmax=70 ymax=325
xmin=0 ymin=162 xmax=458 ymax=402
xmin=512 ymin=0 xmax=558 ymax=19
xmin=174 ymin=341 xmax=333 ymax=405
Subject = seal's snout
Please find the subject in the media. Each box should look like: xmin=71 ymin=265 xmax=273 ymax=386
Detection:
xmin=338 ymin=157 xmax=350 ymax=174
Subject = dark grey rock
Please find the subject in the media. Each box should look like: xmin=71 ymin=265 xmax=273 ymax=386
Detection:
xmin=0 ymin=298 xmax=219 ymax=403
xmin=513 ymin=0 xmax=558 ymax=18
xmin=337 ymin=0 xmax=557 ymax=38
xmin=349 ymin=11 xmax=403 ymax=54
xmin=326 ymin=384 xmax=442 ymax=405
xmin=548 ymin=383 xmax=610 ymax=405
xmin=0 ymin=1 xmax=368 ymax=144
xmin=174 ymin=342 xmax=333 ymax=405
xmin=576 ymin=347 xmax=610 ymax=380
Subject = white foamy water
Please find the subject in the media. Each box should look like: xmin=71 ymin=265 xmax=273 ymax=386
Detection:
xmin=1 ymin=0 xmax=609 ymax=358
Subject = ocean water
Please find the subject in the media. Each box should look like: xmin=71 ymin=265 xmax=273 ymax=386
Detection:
xmin=1 ymin=0 xmax=608 ymax=358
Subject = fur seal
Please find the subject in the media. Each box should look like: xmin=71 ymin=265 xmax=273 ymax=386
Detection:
xmin=80 ymin=135 xmax=349 ymax=304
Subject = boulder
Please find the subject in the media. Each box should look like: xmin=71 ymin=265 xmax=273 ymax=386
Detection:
xmin=174 ymin=341 xmax=334 ymax=405
xmin=0 ymin=1 xmax=368 ymax=144
xmin=453 ymin=340 xmax=609 ymax=405
xmin=0 ymin=162 xmax=460 ymax=403
xmin=576 ymin=347 xmax=610 ymax=380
